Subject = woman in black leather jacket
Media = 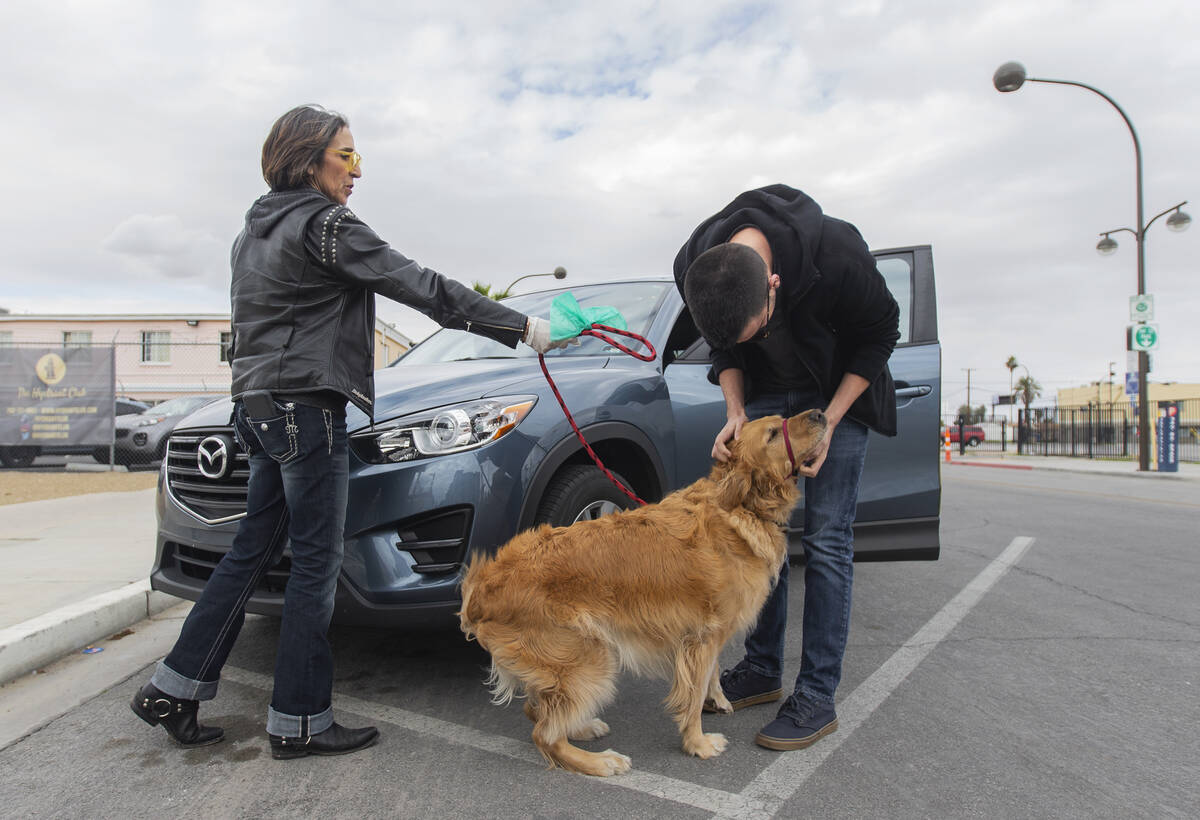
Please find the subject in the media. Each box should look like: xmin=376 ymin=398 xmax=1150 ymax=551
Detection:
xmin=131 ymin=105 xmax=568 ymax=759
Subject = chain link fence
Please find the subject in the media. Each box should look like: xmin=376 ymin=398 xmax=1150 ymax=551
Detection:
xmin=1 ymin=341 xmax=230 ymax=470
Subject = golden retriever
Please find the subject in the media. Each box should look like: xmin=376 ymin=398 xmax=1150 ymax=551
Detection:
xmin=458 ymin=409 xmax=827 ymax=776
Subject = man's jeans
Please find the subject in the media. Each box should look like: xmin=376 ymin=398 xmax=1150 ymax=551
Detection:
xmin=741 ymin=390 xmax=869 ymax=705
xmin=152 ymin=399 xmax=349 ymax=737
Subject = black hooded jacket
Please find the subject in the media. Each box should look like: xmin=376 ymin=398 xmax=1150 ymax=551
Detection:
xmin=673 ymin=185 xmax=900 ymax=437
xmin=229 ymin=189 xmax=528 ymax=417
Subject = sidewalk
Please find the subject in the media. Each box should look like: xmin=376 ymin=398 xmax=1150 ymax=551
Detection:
xmin=0 ymin=489 xmax=183 ymax=685
xmin=944 ymin=449 xmax=1200 ymax=480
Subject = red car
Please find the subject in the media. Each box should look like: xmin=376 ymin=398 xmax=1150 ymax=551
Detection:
xmin=944 ymin=425 xmax=985 ymax=446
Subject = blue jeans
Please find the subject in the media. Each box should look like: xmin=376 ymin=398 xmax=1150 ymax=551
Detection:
xmin=741 ymin=390 xmax=869 ymax=705
xmin=152 ymin=399 xmax=349 ymax=737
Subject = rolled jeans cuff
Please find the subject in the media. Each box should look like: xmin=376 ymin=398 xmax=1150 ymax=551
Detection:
xmin=267 ymin=704 xmax=333 ymax=738
xmin=151 ymin=660 xmax=218 ymax=702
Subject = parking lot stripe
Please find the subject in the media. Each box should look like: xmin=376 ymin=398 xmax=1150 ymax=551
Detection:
xmin=726 ymin=536 xmax=1037 ymax=818
xmin=221 ymin=666 xmax=770 ymax=816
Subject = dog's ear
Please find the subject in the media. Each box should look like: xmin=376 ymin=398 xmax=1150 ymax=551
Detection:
xmin=714 ymin=460 xmax=750 ymax=510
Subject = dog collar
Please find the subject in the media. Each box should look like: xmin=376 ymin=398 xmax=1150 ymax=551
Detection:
xmin=782 ymin=416 xmax=798 ymax=475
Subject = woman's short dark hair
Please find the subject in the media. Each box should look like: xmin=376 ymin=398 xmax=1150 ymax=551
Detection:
xmin=261 ymin=105 xmax=348 ymax=191
xmin=683 ymin=243 xmax=768 ymax=350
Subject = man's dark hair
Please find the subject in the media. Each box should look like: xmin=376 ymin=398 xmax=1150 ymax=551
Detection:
xmin=261 ymin=104 xmax=348 ymax=192
xmin=683 ymin=243 xmax=768 ymax=349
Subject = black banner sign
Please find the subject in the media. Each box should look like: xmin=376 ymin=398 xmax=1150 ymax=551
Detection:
xmin=1 ymin=347 xmax=116 ymax=446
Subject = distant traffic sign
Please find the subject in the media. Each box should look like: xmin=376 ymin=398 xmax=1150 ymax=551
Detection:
xmin=1129 ymin=294 xmax=1154 ymax=322
xmin=1125 ymin=372 xmax=1138 ymax=395
xmin=1128 ymin=323 xmax=1159 ymax=352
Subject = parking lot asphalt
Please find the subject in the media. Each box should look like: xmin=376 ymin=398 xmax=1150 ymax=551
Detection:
xmin=3 ymin=465 xmax=1197 ymax=817
xmin=1 ymin=453 xmax=1196 ymax=690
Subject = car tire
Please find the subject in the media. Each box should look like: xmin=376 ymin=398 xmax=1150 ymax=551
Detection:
xmin=535 ymin=464 xmax=638 ymax=527
xmin=967 ymin=438 xmax=981 ymax=447
xmin=0 ymin=446 xmax=38 ymax=468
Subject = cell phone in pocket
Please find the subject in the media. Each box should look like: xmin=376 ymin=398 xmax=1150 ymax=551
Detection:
xmin=241 ymin=390 xmax=276 ymax=419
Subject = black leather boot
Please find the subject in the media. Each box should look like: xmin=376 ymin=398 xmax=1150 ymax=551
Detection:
xmin=130 ymin=682 xmax=224 ymax=747
xmin=269 ymin=722 xmax=379 ymax=760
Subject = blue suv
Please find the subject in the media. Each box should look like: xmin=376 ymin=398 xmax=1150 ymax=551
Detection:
xmin=151 ymin=248 xmax=940 ymax=627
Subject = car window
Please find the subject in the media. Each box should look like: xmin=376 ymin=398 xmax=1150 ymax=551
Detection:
xmin=396 ymin=282 xmax=671 ymax=365
xmin=875 ymin=256 xmax=912 ymax=346
xmin=147 ymin=396 xmax=217 ymax=415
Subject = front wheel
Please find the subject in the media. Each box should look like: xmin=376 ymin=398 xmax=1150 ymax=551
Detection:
xmin=967 ymin=438 xmax=981 ymax=447
xmin=535 ymin=465 xmax=637 ymax=526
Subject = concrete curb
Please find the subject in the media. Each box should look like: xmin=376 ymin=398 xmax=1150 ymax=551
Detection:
xmin=0 ymin=580 xmax=181 ymax=685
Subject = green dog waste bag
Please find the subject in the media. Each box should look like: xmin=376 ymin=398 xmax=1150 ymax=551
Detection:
xmin=548 ymin=292 xmax=627 ymax=342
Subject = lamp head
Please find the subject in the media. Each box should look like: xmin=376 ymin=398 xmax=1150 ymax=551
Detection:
xmin=993 ymin=61 xmax=1027 ymax=92
xmin=1096 ymin=235 xmax=1119 ymax=256
xmin=1166 ymin=209 xmax=1191 ymax=233
xmin=552 ymin=266 xmax=567 ymax=279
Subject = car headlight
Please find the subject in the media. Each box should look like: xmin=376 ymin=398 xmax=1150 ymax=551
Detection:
xmin=133 ymin=416 xmax=165 ymax=427
xmin=350 ymin=396 xmax=537 ymax=464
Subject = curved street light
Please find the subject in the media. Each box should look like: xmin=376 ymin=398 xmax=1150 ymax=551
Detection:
xmin=503 ymin=266 xmax=567 ymax=294
xmin=993 ymin=61 xmax=1189 ymax=471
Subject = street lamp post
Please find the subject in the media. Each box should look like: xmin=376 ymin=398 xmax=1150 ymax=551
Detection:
xmin=502 ymin=266 xmax=567 ymax=294
xmin=993 ymin=61 xmax=1191 ymax=471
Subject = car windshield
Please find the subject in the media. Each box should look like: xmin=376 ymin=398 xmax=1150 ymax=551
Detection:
xmin=395 ymin=281 xmax=671 ymax=366
xmin=146 ymin=396 xmax=217 ymax=416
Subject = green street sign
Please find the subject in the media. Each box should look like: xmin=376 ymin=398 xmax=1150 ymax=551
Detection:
xmin=1129 ymin=294 xmax=1155 ymax=322
xmin=1129 ymin=323 xmax=1159 ymax=351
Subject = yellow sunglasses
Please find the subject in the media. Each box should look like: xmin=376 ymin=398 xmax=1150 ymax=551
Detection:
xmin=327 ymin=149 xmax=362 ymax=172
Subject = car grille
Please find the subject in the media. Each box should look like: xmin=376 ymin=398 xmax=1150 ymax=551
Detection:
xmin=167 ymin=541 xmax=291 ymax=594
xmin=166 ymin=428 xmax=249 ymax=524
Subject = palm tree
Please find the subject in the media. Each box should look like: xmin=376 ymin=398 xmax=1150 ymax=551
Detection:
xmin=1015 ymin=373 xmax=1042 ymax=428
xmin=472 ymin=282 xmax=511 ymax=301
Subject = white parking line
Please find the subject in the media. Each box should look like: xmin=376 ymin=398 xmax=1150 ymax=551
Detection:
xmin=224 ymin=535 xmax=1035 ymax=819
xmin=221 ymin=666 xmax=772 ymax=816
xmin=724 ymin=535 xmax=1037 ymax=818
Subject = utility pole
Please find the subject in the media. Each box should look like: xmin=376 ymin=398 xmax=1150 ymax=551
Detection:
xmin=962 ymin=368 xmax=974 ymax=420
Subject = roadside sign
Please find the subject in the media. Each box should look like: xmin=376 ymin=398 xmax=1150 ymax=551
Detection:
xmin=1129 ymin=294 xmax=1154 ymax=322
xmin=1157 ymin=402 xmax=1179 ymax=472
xmin=1128 ymin=323 xmax=1159 ymax=352
xmin=1124 ymin=372 xmax=1138 ymax=396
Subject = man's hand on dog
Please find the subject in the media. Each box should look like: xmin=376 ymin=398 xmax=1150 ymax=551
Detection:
xmin=714 ymin=412 xmax=834 ymax=477
xmin=796 ymin=423 xmax=834 ymax=478
xmin=712 ymin=414 xmax=747 ymax=461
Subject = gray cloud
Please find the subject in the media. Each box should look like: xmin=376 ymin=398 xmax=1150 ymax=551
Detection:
xmin=1 ymin=0 xmax=1198 ymax=407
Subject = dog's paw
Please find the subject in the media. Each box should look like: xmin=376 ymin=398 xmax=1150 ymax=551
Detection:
xmin=594 ymin=749 xmax=632 ymax=776
xmin=703 ymin=695 xmax=733 ymax=714
xmin=684 ymin=732 xmax=728 ymax=759
xmin=570 ymin=718 xmax=611 ymax=741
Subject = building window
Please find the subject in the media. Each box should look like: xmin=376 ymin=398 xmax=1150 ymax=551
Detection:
xmin=63 ymin=330 xmax=92 ymax=348
xmin=141 ymin=330 xmax=170 ymax=363
xmin=219 ymin=331 xmax=233 ymax=363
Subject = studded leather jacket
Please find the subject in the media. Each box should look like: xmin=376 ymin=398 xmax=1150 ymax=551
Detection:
xmin=230 ymin=189 xmax=528 ymax=417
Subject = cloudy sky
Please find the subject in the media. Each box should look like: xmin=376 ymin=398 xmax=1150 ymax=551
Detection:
xmin=3 ymin=0 xmax=1198 ymax=413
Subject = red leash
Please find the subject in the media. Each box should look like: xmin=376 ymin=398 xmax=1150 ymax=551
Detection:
xmin=538 ymin=324 xmax=657 ymax=507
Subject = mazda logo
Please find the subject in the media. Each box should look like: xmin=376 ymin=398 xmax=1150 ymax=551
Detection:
xmin=197 ymin=435 xmax=234 ymax=480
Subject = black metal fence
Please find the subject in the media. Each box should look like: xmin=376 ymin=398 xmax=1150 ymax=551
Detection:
xmin=941 ymin=399 xmax=1200 ymax=463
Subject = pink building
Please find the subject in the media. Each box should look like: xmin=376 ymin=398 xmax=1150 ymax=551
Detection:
xmin=0 ymin=313 xmax=412 ymax=403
